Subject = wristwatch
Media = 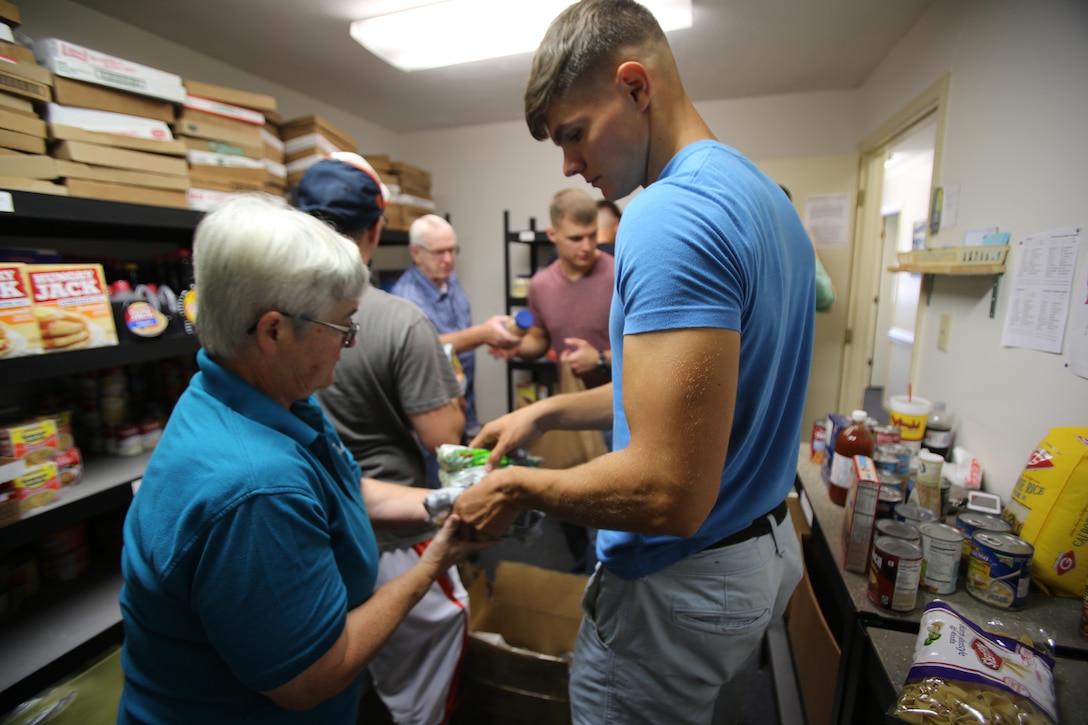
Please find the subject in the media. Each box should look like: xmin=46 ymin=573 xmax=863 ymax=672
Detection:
xmin=596 ymin=350 xmax=608 ymax=373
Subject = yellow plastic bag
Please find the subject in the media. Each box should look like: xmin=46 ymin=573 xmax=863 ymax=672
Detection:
xmin=1003 ymin=427 xmax=1088 ymax=598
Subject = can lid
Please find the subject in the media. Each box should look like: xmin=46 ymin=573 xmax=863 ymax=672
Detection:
xmin=874 ymin=536 xmax=923 ymax=559
xmin=918 ymin=521 xmax=963 ymax=541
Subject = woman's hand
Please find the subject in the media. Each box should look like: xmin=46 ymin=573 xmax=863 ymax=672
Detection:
xmin=417 ymin=514 xmax=497 ymax=577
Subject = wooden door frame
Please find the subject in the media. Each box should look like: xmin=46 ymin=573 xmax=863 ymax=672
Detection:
xmin=837 ymin=73 xmax=951 ymax=413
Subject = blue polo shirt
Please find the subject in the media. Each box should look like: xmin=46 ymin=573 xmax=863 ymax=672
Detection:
xmin=119 ymin=349 xmax=379 ymax=724
xmin=390 ymin=265 xmax=477 ymax=432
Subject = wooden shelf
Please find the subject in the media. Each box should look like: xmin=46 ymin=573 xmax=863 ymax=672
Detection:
xmin=888 ymin=263 xmax=1005 ymax=275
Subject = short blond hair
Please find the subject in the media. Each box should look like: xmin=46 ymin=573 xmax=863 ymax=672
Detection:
xmin=549 ymin=188 xmax=598 ymax=227
xmin=525 ymin=0 xmax=665 ymax=141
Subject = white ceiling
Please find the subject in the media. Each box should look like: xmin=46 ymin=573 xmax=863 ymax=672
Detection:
xmin=70 ymin=0 xmax=936 ymax=133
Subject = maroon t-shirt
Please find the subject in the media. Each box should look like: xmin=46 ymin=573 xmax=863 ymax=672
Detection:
xmin=527 ymin=252 xmax=614 ymax=389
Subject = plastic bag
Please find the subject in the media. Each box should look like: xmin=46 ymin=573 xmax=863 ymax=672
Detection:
xmin=427 ymin=445 xmax=545 ymax=541
xmin=892 ymin=601 xmax=1057 ymax=724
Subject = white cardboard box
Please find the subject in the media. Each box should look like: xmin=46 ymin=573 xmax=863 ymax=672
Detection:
xmin=34 ymin=37 xmax=186 ymax=103
xmin=44 ymin=104 xmax=173 ymax=141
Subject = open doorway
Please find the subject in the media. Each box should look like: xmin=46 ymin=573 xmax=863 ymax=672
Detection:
xmin=870 ymin=114 xmax=937 ymax=416
xmin=838 ymin=74 xmax=950 ymax=418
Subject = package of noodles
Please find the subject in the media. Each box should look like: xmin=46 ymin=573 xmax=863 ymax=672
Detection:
xmin=892 ymin=601 xmax=1058 ymax=724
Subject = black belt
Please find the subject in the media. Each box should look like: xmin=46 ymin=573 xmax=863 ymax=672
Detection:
xmin=703 ymin=499 xmax=789 ymax=550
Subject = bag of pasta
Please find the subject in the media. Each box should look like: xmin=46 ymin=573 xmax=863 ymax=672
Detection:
xmin=893 ymin=601 xmax=1057 ymax=725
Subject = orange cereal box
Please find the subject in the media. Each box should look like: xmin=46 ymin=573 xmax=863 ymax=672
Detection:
xmin=0 ymin=263 xmax=44 ymax=358
xmin=26 ymin=264 xmax=119 ymax=352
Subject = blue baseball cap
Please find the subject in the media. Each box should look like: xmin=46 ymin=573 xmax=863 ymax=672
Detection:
xmin=296 ymin=152 xmax=389 ymax=233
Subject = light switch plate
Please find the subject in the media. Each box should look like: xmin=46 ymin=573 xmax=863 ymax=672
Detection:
xmin=938 ymin=313 xmax=952 ymax=351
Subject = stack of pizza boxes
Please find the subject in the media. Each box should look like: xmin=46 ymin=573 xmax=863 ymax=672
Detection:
xmin=177 ymin=79 xmax=282 ymax=212
xmin=0 ymin=36 xmax=191 ymax=206
xmin=369 ymin=156 xmax=437 ymax=231
xmin=0 ymin=1 xmax=60 ymax=195
xmin=282 ymin=114 xmax=358 ymax=189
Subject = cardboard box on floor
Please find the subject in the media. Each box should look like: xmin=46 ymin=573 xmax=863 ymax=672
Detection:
xmin=784 ymin=494 xmax=840 ymax=725
xmin=458 ymin=561 xmax=586 ymax=725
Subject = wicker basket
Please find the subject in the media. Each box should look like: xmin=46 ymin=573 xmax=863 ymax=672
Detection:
xmin=897 ymin=245 xmax=1009 ymax=268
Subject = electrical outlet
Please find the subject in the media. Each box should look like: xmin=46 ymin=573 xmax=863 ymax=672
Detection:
xmin=938 ymin=313 xmax=952 ymax=351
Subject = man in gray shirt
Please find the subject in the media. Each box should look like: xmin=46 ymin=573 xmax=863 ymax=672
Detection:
xmin=297 ymin=153 xmax=468 ymax=725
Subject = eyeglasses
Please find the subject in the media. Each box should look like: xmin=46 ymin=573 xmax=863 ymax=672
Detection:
xmin=418 ymin=245 xmax=460 ymax=258
xmin=247 ymin=311 xmax=359 ymax=348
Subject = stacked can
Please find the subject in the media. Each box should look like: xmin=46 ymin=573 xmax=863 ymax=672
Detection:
xmin=954 ymin=511 xmax=1012 ymax=569
xmin=966 ymin=531 xmax=1034 ymax=610
xmin=868 ymin=536 xmax=923 ymax=613
xmin=918 ymin=522 xmax=964 ymax=594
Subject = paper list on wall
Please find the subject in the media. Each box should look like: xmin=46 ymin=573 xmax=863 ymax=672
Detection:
xmin=804 ymin=193 xmax=851 ymax=248
xmin=1068 ymin=238 xmax=1088 ymax=379
xmin=1000 ymin=227 xmax=1081 ymax=354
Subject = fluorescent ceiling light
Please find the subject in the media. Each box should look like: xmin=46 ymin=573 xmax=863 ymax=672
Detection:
xmin=350 ymin=0 xmax=693 ymax=72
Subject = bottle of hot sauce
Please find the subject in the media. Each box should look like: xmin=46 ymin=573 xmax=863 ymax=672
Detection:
xmin=828 ymin=409 xmax=875 ymax=506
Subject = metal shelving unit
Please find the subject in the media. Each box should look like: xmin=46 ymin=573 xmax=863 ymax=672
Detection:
xmin=503 ymin=210 xmax=557 ymax=411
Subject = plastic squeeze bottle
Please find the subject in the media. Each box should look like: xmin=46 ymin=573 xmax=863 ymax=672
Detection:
xmin=828 ymin=409 xmax=876 ymax=506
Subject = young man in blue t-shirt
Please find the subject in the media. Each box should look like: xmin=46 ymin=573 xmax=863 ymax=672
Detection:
xmin=454 ymin=1 xmax=815 ymax=723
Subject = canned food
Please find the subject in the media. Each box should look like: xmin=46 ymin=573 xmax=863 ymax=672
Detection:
xmin=872 ymin=425 xmax=902 ymax=445
xmin=895 ymin=502 xmax=938 ymax=529
xmin=955 ymin=511 xmax=1013 ymax=568
xmin=873 ymin=446 xmax=901 ymax=479
xmin=878 ymin=470 xmax=904 ymax=492
xmin=810 ymin=418 xmax=828 ymax=463
xmin=966 ymin=531 xmax=1034 ymax=610
xmin=880 ymin=443 xmax=912 ymax=476
xmin=876 ymin=486 xmax=903 ymax=519
xmin=868 ymin=536 xmax=923 ymax=612
xmin=875 ymin=518 xmax=920 ymax=545
xmin=918 ymin=522 xmax=964 ymax=595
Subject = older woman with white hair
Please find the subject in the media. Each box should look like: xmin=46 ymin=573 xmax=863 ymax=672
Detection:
xmin=118 ymin=195 xmax=490 ymax=724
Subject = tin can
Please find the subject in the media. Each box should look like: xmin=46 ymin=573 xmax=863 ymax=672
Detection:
xmin=878 ymin=470 xmax=903 ymax=493
xmin=875 ymin=518 xmax=920 ymax=545
xmin=955 ymin=511 xmax=1012 ymax=568
xmin=895 ymin=502 xmax=938 ymax=529
xmin=888 ymin=443 xmax=912 ymax=476
xmin=876 ymin=486 xmax=903 ymax=520
xmin=966 ymin=531 xmax=1034 ymax=610
xmin=868 ymin=536 xmax=923 ymax=612
xmin=872 ymin=425 xmax=902 ymax=445
xmin=918 ymin=522 xmax=964 ymax=595
xmin=810 ymin=418 xmax=828 ymax=463
xmin=873 ymin=445 xmax=902 ymax=479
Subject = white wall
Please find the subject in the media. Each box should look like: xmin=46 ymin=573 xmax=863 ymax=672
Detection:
xmin=19 ymin=0 xmax=400 ymax=154
xmin=401 ymin=92 xmax=861 ymax=424
xmin=857 ymin=0 xmax=1088 ymax=497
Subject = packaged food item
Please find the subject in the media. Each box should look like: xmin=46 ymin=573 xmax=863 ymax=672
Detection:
xmin=0 ymin=418 xmax=59 ymax=464
xmin=868 ymin=535 xmax=922 ymax=612
xmin=828 ymin=410 xmax=875 ymax=506
xmin=918 ymin=522 xmax=964 ymax=595
xmin=0 ymin=263 xmax=44 ymax=358
xmin=841 ymin=454 xmax=880 ymax=573
xmin=428 ymin=445 xmax=543 ymax=541
xmin=893 ymin=600 xmax=1057 ymax=724
xmin=915 ymin=450 xmax=945 ymax=519
xmin=505 ymin=309 xmax=534 ymax=337
xmin=12 ymin=462 xmax=61 ymax=513
xmin=923 ymin=401 xmax=955 ymax=460
xmin=26 ymin=263 xmax=119 ymax=352
xmin=955 ymin=511 xmax=1012 ymax=569
xmin=966 ymin=532 xmax=1033 ymax=610
xmin=1002 ymin=427 xmax=1088 ymax=598
xmin=809 ymin=418 xmax=827 ymax=463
